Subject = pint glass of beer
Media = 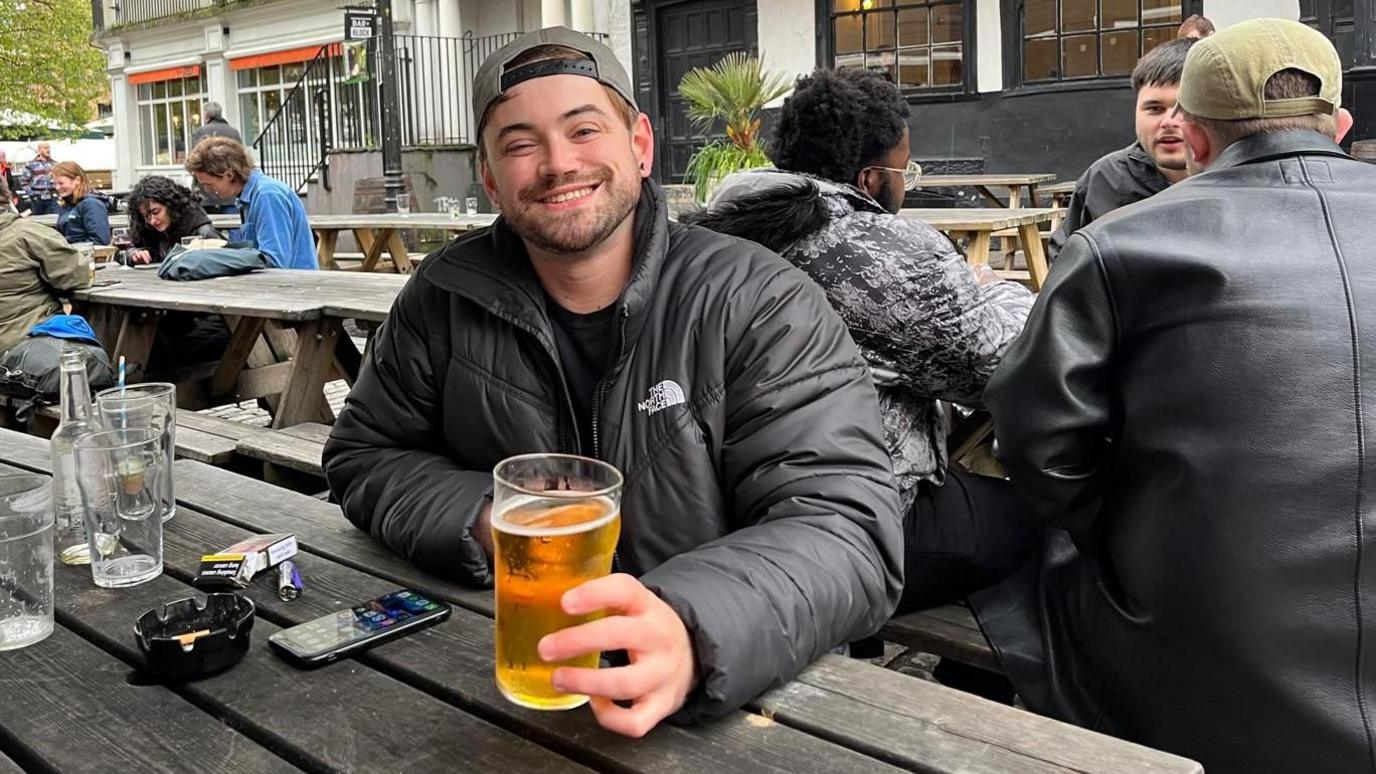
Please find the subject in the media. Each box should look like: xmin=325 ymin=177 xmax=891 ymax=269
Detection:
xmin=491 ymin=453 xmax=622 ymax=710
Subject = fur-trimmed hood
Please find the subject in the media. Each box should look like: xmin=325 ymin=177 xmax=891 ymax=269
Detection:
xmin=688 ymin=169 xmax=887 ymax=254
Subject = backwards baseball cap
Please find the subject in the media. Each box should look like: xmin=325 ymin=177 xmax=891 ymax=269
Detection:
xmin=472 ymin=26 xmax=638 ymax=138
xmin=1176 ymin=18 xmax=1341 ymax=121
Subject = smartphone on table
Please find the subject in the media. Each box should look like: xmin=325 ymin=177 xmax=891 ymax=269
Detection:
xmin=268 ymin=588 xmax=451 ymax=668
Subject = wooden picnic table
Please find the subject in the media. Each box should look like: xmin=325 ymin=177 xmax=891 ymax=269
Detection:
xmin=309 ymin=212 xmax=497 ymax=273
xmin=29 ymin=212 xmax=241 ymax=230
xmin=902 ymin=208 xmax=1057 ymax=290
xmin=70 ymin=268 xmax=404 ymax=428
xmin=909 ymin=173 xmax=1057 ymax=209
xmin=0 ymin=427 xmax=1201 ymax=774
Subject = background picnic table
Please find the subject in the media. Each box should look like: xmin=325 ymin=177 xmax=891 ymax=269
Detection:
xmin=0 ymin=427 xmax=1202 ymax=773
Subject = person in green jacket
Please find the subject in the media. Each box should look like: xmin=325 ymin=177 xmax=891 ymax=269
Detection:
xmin=0 ymin=211 xmax=91 ymax=353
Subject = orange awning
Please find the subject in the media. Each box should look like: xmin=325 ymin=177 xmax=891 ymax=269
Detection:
xmin=129 ymin=64 xmax=201 ymax=85
xmin=230 ymin=43 xmax=342 ymax=71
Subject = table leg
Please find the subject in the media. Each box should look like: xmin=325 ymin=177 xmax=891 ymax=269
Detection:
xmin=113 ymin=309 xmax=161 ymax=382
xmin=210 ymin=317 xmax=267 ymax=399
xmin=333 ymin=323 xmax=363 ymax=385
xmin=356 ymin=228 xmax=387 ymax=273
xmin=273 ymin=318 xmax=338 ymax=429
xmin=383 ymin=229 xmax=412 ymax=274
xmin=957 ymin=230 xmax=991 ymax=267
xmin=975 ymin=185 xmax=1004 ymax=208
xmin=1018 ymin=222 xmax=1050 ymax=292
xmin=1024 ymin=183 xmax=1042 ymax=209
xmin=316 ymin=229 xmax=339 ymax=270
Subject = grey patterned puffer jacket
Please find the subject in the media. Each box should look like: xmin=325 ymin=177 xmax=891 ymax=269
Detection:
xmin=695 ymin=169 xmax=1034 ymax=507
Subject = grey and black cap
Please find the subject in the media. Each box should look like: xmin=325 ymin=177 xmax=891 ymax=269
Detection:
xmin=472 ymin=27 xmax=638 ymax=138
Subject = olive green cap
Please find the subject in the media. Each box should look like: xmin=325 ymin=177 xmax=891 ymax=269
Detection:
xmin=1177 ymin=18 xmax=1341 ymax=120
xmin=473 ymin=27 xmax=638 ymax=138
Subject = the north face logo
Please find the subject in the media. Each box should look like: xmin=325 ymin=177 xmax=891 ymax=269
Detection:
xmin=637 ymin=380 xmax=686 ymax=415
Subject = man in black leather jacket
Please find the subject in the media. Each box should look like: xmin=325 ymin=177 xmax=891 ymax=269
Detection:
xmin=984 ymin=19 xmax=1373 ymax=773
xmin=323 ymin=28 xmax=902 ymax=738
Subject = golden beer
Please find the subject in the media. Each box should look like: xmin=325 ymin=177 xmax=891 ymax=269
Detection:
xmin=492 ymin=495 xmax=620 ymax=710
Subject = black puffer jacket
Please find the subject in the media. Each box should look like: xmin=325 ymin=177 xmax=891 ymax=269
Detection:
xmin=1048 ymin=141 xmax=1170 ymax=261
xmin=984 ymin=131 xmax=1376 ymax=773
xmin=324 ymin=180 xmax=903 ymax=720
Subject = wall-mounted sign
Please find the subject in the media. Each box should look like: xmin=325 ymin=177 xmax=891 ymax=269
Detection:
xmin=345 ymin=10 xmax=376 ymax=41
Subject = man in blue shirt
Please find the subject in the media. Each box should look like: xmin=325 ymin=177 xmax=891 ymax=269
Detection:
xmin=184 ymin=137 xmax=317 ymax=269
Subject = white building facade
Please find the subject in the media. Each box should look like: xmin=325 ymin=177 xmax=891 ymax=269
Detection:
xmin=91 ymin=0 xmax=624 ymax=190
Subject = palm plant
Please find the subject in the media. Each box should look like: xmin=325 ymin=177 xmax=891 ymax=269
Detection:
xmin=677 ymin=52 xmax=792 ymax=202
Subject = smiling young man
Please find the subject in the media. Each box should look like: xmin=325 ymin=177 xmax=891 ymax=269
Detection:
xmin=1049 ymin=37 xmax=1195 ymax=259
xmin=323 ymin=28 xmax=903 ymax=738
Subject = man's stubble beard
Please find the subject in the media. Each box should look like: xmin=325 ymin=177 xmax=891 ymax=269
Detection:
xmin=502 ymin=170 xmax=640 ymax=255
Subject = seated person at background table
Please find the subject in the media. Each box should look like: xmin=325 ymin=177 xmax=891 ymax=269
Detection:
xmin=693 ymin=66 xmax=1037 ymax=638
xmin=1049 ymin=38 xmax=1195 ymax=260
xmin=184 ymin=137 xmax=317 ymax=270
xmin=125 ymin=175 xmax=233 ymax=370
xmin=324 ymin=27 xmax=903 ymax=738
xmin=123 ymin=175 xmax=222 ymax=264
xmin=0 ymin=206 xmax=90 ymax=353
xmin=53 ymin=162 xmax=111 ymax=246
xmin=983 ymin=20 xmax=1370 ymax=773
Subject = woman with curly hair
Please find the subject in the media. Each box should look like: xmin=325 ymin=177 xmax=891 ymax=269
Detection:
xmin=124 ymin=175 xmax=221 ymax=264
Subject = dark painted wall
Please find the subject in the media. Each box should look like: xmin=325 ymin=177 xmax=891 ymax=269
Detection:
xmin=905 ymin=86 xmax=1139 ymax=184
xmin=902 ymin=71 xmax=1376 ymax=185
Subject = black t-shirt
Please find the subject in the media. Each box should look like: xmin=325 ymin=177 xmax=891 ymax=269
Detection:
xmin=544 ymin=295 xmax=617 ymax=451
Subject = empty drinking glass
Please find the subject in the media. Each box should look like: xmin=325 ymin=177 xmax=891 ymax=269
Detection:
xmin=465 ymin=196 xmax=479 ymax=216
xmin=0 ymin=474 xmax=54 ymax=651
xmin=96 ymin=383 xmax=175 ymax=522
xmin=74 ymin=428 xmax=165 ymax=589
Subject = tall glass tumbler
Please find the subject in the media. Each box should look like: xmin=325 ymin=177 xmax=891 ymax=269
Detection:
xmin=0 ymin=474 xmax=54 ymax=650
xmin=96 ymin=383 xmax=175 ymax=522
xmin=491 ymin=454 xmax=622 ymax=710
xmin=74 ymin=428 xmax=165 ymax=588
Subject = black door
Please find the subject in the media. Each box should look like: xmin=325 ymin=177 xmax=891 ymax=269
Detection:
xmin=647 ymin=0 xmax=758 ymax=182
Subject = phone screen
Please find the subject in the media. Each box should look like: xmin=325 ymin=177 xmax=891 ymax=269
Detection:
xmin=269 ymin=589 xmax=449 ymax=663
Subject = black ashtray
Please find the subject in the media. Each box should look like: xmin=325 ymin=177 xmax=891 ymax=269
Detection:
xmin=134 ymin=593 xmax=256 ymax=681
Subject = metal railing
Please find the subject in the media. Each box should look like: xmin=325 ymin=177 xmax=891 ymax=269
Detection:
xmin=393 ymin=35 xmax=470 ymax=146
xmin=107 ymin=0 xmax=235 ymax=28
xmin=251 ymin=46 xmax=334 ymax=193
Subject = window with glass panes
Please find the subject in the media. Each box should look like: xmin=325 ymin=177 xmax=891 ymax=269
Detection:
xmin=831 ymin=0 xmax=966 ymax=90
xmin=1022 ymin=0 xmax=1182 ymax=83
xmin=135 ymin=76 xmax=205 ymax=166
xmin=237 ymin=58 xmax=377 ymax=152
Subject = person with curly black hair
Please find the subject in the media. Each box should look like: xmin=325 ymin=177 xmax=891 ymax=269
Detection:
xmin=695 ymin=68 xmax=1037 ymax=684
xmin=124 ymin=175 xmax=221 ymax=265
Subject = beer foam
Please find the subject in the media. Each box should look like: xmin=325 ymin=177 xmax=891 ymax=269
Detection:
xmin=493 ymin=495 xmax=619 ymax=537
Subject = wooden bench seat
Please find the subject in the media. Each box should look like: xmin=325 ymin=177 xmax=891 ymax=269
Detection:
xmin=881 ymin=604 xmax=1002 ymax=674
xmin=236 ymin=422 xmax=330 ymax=491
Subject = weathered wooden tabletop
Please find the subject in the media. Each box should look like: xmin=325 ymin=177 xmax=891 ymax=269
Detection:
xmin=901 ymin=207 xmax=1058 ymax=232
xmin=307 ymin=212 xmax=498 ymax=231
xmin=29 ymin=212 xmax=242 ymax=230
xmin=0 ymin=429 xmax=1202 ymax=773
xmin=909 ymin=174 xmax=1057 ymax=188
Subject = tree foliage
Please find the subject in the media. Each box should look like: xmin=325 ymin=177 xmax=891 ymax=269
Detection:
xmin=0 ymin=0 xmax=108 ymax=133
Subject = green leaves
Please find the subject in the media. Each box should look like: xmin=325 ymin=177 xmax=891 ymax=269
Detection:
xmin=676 ymin=52 xmax=791 ymax=202
xmin=0 ymin=0 xmax=107 ymax=133
xmin=683 ymin=140 xmax=771 ymax=204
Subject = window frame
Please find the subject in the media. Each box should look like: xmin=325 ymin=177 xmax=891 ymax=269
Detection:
xmin=817 ymin=0 xmax=979 ymax=101
xmin=135 ymin=75 xmax=205 ymax=166
xmin=1001 ymin=0 xmax=1204 ymax=93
